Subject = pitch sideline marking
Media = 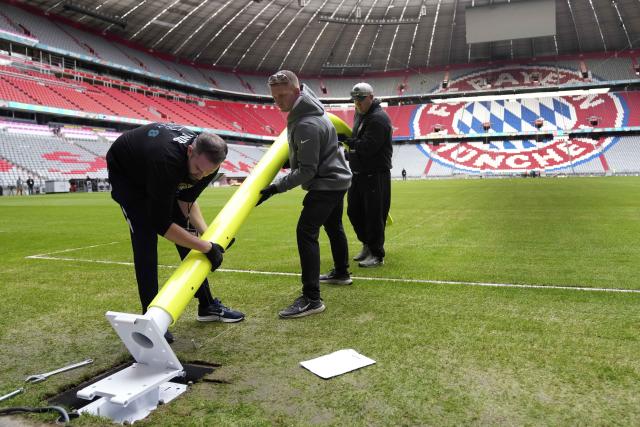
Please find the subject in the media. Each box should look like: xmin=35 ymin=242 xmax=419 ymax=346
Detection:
xmin=26 ymin=241 xmax=120 ymax=258
xmin=25 ymin=243 xmax=640 ymax=294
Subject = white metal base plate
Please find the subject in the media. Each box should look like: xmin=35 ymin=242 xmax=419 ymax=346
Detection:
xmin=76 ymin=311 xmax=186 ymax=423
xmin=78 ymin=380 xmax=186 ymax=424
xmin=77 ymin=363 xmax=184 ymax=406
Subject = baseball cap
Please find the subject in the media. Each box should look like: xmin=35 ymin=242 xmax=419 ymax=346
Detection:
xmin=350 ymin=82 xmax=374 ymax=100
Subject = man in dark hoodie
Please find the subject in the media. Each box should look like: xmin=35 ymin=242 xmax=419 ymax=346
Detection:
xmin=107 ymin=123 xmax=245 ymax=343
xmin=258 ymin=70 xmax=352 ymax=319
xmin=345 ymin=82 xmax=393 ymax=268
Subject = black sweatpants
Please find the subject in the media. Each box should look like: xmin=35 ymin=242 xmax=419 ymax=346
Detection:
xmin=347 ymin=170 xmax=391 ymax=259
xmin=114 ymin=194 xmax=215 ymax=314
xmin=297 ymin=190 xmax=349 ymax=301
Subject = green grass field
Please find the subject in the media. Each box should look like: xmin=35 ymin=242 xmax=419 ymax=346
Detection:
xmin=1 ymin=176 xmax=640 ymax=426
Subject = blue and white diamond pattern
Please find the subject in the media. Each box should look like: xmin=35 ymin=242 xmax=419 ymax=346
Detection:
xmin=454 ymin=98 xmax=576 ymax=135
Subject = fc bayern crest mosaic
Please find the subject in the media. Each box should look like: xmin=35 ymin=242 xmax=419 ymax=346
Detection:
xmin=412 ymin=66 xmax=628 ymax=173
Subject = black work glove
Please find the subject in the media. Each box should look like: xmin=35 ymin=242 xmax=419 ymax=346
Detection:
xmin=205 ymin=242 xmax=224 ymax=271
xmin=337 ymin=133 xmax=350 ymax=142
xmin=257 ymin=184 xmax=278 ymax=206
xmin=343 ymin=137 xmax=357 ymax=148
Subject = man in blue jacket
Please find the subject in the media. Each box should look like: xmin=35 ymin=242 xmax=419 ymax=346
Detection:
xmin=258 ymin=70 xmax=352 ymax=319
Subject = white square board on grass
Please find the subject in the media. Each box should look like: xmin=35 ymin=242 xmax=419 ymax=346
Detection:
xmin=300 ymin=349 xmax=376 ymax=379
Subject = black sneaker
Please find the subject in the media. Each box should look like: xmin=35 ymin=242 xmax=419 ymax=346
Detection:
xmin=279 ymin=295 xmax=325 ymax=319
xmin=358 ymin=254 xmax=384 ymax=268
xmin=319 ymin=269 xmax=352 ymax=285
xmin=353 ymin=244 xmax=370 ymax=262
xmin=164 ymin=331 xmax=174 ymax=344
xmin=197 ymin=298 xmax=245 ymax=323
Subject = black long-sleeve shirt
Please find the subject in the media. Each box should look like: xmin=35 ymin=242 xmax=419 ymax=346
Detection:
xmin=107 ymin=123 xmax=217 ymax=235
xmin=348 ymin=100 xmax=393 ymax=173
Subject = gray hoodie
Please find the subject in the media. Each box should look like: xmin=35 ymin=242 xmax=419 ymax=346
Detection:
xmin=274 ymin=85 xmax=352 ymax=193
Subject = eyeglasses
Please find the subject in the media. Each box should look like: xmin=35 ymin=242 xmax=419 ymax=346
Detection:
xmin=351 ymin=95 xmax=369 ymax=101
xmin=268 ymin=72 xmax=290 ymax=86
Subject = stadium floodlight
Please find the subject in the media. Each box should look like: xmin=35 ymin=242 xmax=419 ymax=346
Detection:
xmin=431 ymin=87 xmax=610 ymax=104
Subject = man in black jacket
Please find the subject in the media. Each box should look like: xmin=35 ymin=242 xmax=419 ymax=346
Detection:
xmin=345 ymin=83 xmax=393 ymax=268
xmin=107 ymin=123 xmax=244 ymax=342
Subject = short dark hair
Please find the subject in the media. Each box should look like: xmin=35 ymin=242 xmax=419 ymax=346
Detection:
xmin=193 ymin=132 xmax=227 ymax=164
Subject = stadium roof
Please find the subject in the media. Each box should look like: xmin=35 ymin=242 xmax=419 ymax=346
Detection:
xmin=19 ymin=0 xmax=640 ymax=76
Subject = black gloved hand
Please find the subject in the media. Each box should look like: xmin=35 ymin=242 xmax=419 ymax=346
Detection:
xmin=343 ymin=137 xmax=357 ymax=148
xmin=337 ymin=133 xmax=350 ymax=142
xmin=257 ymin=184 xmax=278 ymax=206
xmin=205 ymin=242 xmax=224 ymax=271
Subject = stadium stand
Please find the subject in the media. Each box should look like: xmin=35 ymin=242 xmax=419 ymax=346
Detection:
xmin=388 ymin=134 xmax=640 ymax=178
xmin=603 ymin=136 xmax=640 ymax=174
xmin=2 ymin=1 xmax=638 ymax=99
xmin=60 ymin=128 xmax=112 ymax=157
xmin=3 ymin=4 xmax=92 ymax=59
xmin=202 ymin=70 xmax=248 ymax=93
xmin=405 ymin=71 xmax=445 ymax=95
xmin=0 ymin=124 xmax=108 ymax=181
xmin=366 ymin=76 xmax=404 ymax=97
xmin=1 ymin=2 xmax=639 ymax=190
xmin=323 ymin=78 xmax=359 ymax=97
xmin=0 ymin=119 xmax=272 ymax=192
xmin=586 ymin=57 xmax=637 ymax=81
xmin=0 ymin=155 xmax=32 ymax=191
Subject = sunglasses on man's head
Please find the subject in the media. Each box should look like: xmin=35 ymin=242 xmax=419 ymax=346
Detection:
xmin=352 ymin=95 xmax=368 ymax=101
xmin=268 ymin=72 xmax=290 ymax=85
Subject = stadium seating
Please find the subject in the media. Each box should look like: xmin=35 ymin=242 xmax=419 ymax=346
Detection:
xmin=586 ymin=57 xmax=636 ymax=81
xmin=60 ymin=128 xmax=112 ymax=157
xmin=388 ymin=134 xmax=640 ymax=178
xmin=405 ymin=71 xmax=445 ymax=95
xmin=0 ymin=127 xmax=107 ymax=181
xmin=0 ymin=156 xmax=33 ymax=190
xmin=0 ymin=120 xmax=273 ymax=187
xmin=3 ymin=4 xmax=91 ymax=59
xmin=1 ymin=4 xmax=640 ymax=184
xmin=93 ymin=86 xmax=152 ymax=119
xmin=3 ymin=59 xmax=640 ymax=144
xmin=602 ymin=135 xmax=640 ymax=174
xmin=385 ymin=105 xmax=415 ymax=139
xmin=2 ymin=2 xmax=638 ymax=99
